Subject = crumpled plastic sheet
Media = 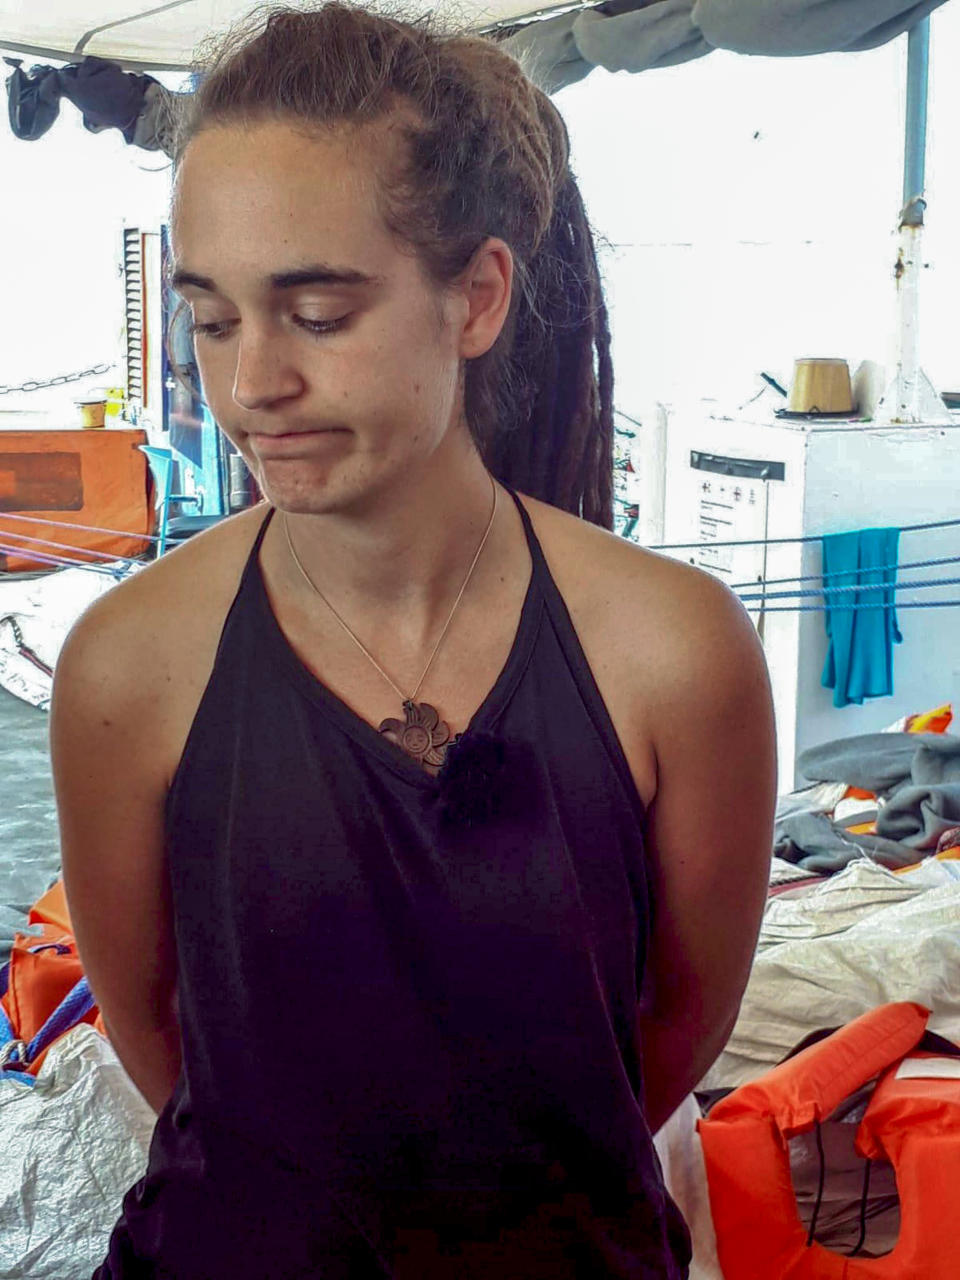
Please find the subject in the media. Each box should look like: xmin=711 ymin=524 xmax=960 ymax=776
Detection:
xmin=0 ymin=1023 xmax=154 ymax=1279
xmin=757 ymin=857 xmax=935 ymax=951
xmin=0 ymin=563 xmax=138 ymax=710
xmin=653 ymin=1094 xmax=722 ymax=1280
xmin=701 ymin=858 xmax=960 ymax=1090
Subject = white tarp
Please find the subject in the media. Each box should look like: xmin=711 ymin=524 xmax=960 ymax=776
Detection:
xmin=0 ymin=0 xmax=523 ymax=70
xmin=701 ymin=856 xmax=960 ymax=1089
xmin=0 ymin=563 xmax=137 ymax=710
xmin=0 ymin=1024 xmax=154 ymax=1280
xmin=0 ymin=0 xmax=952 ymax=83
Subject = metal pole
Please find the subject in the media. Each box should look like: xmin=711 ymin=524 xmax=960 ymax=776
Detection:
xmin=901 ymin=18 xmax=930 ymax=227
xmin=875 ymin=15 xmax=950 ymax=425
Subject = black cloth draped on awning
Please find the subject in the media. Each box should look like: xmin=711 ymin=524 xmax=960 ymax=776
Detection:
xmin=4 ymin=53 xmax=176 ymax=152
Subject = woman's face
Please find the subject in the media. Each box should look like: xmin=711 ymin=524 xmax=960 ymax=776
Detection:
xmin=170 ymin=118 xmax=486 ymax=515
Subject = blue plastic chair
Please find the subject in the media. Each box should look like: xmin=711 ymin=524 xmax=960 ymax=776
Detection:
xmin=139 ymin=444 xmax=202 ymax=556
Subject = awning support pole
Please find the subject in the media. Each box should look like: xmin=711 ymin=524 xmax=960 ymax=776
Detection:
xmin=875 ymin=16 xmax=951 ymax=425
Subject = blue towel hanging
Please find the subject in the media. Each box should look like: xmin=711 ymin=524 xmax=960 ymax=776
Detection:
xmin=820 ymin=527 xmax=903 ymax=709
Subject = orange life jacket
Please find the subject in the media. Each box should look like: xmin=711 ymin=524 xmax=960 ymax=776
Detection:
xmin=1 ymin=921 xmax=106 ymax=1077
xmin=698 ymin=1002 xmax=960 ymax=1278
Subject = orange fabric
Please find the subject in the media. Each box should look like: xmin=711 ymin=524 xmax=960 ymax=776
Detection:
xmin=28 ymin=879 xmax=72 ymax=932
xmin=906 ymin=703 xmax=952 ymax=734
xmin=698 ymin=1002 xmax=960 ymax=1278
xmin=0 ymin=427 xmax=152 ymax=571
xmin=843 ymin=786 xmax=876 ymax=802
xmin=1 ymin=923 xmax=101 ymax=1075
xmin=894 ymin=845 xmax=960 ymax=875
xmin=857 ymin=1053 xmax=960 ymax=1161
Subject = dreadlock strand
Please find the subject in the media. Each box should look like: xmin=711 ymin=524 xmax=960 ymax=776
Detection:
xmin=530 ymin=334 xmax=562 ymax=492
xmin=592 ymin=296 xmax=616 ymax=526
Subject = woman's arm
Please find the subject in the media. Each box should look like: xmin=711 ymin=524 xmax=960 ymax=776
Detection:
xmin=632 ymin=569 xmax=778 ymax=1133
xmin=49 ymin=593 xmax=182 ymax=1115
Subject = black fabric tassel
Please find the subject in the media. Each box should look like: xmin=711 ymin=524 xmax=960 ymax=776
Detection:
xmin=437 ymin=731 xmax=509 ymax=828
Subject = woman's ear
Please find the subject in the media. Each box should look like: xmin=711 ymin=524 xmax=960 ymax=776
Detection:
xmin=457 ymin=238 xmax=514 ymax=361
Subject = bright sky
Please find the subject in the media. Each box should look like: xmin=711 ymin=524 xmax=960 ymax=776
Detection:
xmin=2 ymin=3 xmax=959 ymax=420
xmin=0 ymin=69 xmax=187 ymax=418
xmin=554 ymin=0 xmax=960 ymax=410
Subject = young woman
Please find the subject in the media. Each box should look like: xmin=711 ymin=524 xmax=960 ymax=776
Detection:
xmin=51 ymin=6 xmax=777 ymax=1276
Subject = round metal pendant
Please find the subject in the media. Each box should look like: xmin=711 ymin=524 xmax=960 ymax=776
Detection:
xmin=379 ymin=699 xmax=452 ymax=768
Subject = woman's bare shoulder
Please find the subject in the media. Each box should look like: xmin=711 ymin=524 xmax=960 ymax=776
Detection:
xmin=516 ymin=489 xmax=719 ymax=609
xmin=65 ymin=504 xmax=269 ymax=647
xmin=53 ymin=505 xmax=271 ymax=771
xmin=517 ymin=489 xmax=750 ymax=698
xmin=56 ymin=504 xmax=267 ymax=711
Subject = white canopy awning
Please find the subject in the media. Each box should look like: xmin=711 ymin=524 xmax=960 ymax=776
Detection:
xmin=0 ymin=0 xmax=531 ymax=71
xmin=0 ymin=0 xmax=952 ymax=85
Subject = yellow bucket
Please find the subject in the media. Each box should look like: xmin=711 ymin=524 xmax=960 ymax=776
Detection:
xmin=76 ymin=398 xmax=107 ymax=429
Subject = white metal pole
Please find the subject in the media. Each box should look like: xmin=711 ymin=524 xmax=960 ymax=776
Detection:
xmin=875 ymin=17 xmax=952 ymax=425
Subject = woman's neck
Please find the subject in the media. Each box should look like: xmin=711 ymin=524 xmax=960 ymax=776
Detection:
xmin=270 ymin=446 xmax=513 ymax=654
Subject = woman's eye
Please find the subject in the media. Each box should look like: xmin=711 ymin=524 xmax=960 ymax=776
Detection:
xmin=189 ymin=319 xmax=235 ymax=341
xmin=188 ymin=316 xmax=348 ymax=341
xmin=295 ymin=315 xmax=349 ymax=336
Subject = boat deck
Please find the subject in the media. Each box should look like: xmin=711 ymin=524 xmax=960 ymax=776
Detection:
xmin=0 ymin=688 xmax=60 ymax=956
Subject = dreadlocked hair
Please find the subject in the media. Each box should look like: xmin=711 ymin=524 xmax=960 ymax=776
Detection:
xmin=170 ymin=2 xmax=615 ymax=526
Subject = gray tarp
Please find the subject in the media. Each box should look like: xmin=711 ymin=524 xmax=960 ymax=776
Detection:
xmin=774 ymin=731 xmax=960 ymax=872
xmin=501 ymin=0 xmax=952 ymax=94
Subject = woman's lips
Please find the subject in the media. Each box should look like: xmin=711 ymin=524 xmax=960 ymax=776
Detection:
xmin=248 ymin=429 xmax=349 ymax=458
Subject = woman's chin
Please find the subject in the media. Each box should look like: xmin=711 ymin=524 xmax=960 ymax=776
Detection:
xmin=255 ymin=462 xmax=358 ymax=516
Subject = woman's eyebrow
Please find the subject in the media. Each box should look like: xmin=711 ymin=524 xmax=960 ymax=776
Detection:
xmin=170 ymin=263 xmax=384 ymax=293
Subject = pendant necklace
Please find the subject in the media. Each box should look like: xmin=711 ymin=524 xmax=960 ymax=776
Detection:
xmin=281 ymin=475 xmax=498 ymax=770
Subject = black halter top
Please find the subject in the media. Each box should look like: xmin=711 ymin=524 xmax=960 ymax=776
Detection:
xmin=95 ymin=487 xmax=691 ymax=1279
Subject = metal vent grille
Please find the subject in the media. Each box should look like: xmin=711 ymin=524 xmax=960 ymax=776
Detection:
xmin=123 ymin=227 xmax=144 ymax=411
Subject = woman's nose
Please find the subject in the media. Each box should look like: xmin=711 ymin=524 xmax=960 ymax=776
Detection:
xmin=232 ymin=331 xmax=305 ymax=411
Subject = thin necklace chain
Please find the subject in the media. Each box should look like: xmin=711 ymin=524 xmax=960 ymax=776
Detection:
xmin=281 ymin=474 xmax=499 ymax=706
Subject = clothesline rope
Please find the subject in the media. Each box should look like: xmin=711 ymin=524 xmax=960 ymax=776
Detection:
xmin=729 ymin=554 xmax=960 ymax=591
xmin=0 ymin=542 xmax=128 ymax=579
xmin=0 ymin=526 xmax=145 ymax=567
xmin=738 ymin=574 xmax=960 ymax=604
xmin=644 ymin=516 xmax=960 ymax=551
xmin=0 ymin=512 xmax=159 ymax=543
xmin=741 ymin=599 xmax=960 ymax=613
xmin=6 ymin=508 xmax=956 ymax=554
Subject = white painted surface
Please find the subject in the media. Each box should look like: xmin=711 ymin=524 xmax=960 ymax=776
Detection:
xmin=661 ymin=408 xmax=960 ymax=793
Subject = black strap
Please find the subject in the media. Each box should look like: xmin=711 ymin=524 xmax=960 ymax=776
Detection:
xmin=804 ymin=1119 xmax=826 ymax=1248
xmin=848 ymin=1158 xmax=872 ymax=1256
